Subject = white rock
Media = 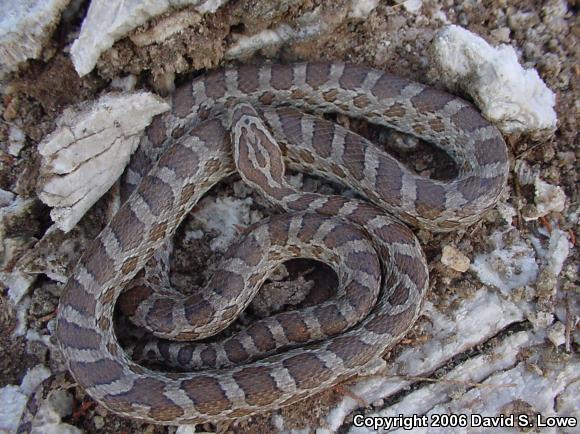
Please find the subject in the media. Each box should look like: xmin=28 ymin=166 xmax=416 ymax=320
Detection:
xmin=515 ymin=160 xmax=567 ymax=220
xmin=129 ymin=8 xmax=202 ymax=47
xmin=471 ymin=230 xmax=538 ymax=294
xmin=37 ymin=92 xmax=170 ymax=232
xmin=431 ymin=25 xmax=557 ymax=134
xmin=0 ymin=188 xmax=15 ymax=207
xmin=20 ymin=365 xmax=52 ymax=395
xmin=0 ymin=0 xmax=70 ymax=76
xmin=349 ymin=0 xmax=379 ymax=19
xmin=441 ymin=245 xmax=470 ymax=272
xmin=533 ymin=178 xmax=567 ymax=218
xmin=32 ymin=389 xmax=81 ymax=434
xmin=110 ymin=74 xmax=138 ymax=91
xmin=324 ymin=292 xmax=524 ymax=432
xmin=226 ymin=8 xmax=329 ymax=59
xmin=1 ymin=269 xmax=36 ymax=304
xmin=0 ymin=385 xmax=27 ymax=433
xmin=8 ymin=125 xmax=26 ymax=156
xmin=546 ymin=321 xmax=566 ymax=347
xmin=395 ymin=0 xmax=423 ymax=13
xmin=71 ymin=0 xmax=228 ymax=76
xmin=191 ymin=196 xmax=258 ymax=252
xmin=0 ymin=365 xmax=52 ymax=433
xmin=546 ymin=229 xmax=572 ymax=278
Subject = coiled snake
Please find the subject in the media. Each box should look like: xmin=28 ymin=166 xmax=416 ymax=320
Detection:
xmin=54 ymin=63 xmax=508 ymax=424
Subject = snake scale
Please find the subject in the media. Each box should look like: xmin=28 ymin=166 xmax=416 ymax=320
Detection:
xmin=54 ymin=62 xmax=508 ymax=425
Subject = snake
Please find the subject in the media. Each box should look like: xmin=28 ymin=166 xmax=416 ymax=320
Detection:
xmin=53 ymin=62 xmax=508 ymax=425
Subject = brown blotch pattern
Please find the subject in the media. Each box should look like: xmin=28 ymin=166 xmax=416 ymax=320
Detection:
xmin=173 ymin=81 xmax=194 ymax=118
xmin=415 ymin=179 xmax=447 ymax=218
xmin=232 ymin=234 xmax=263 ymax=266
xmin=375 ymin=155 xmax=404 ymax=205
xmin=268 ymin=215 xmax=291 ymax=245
xmin=200 ymin=347 xmax=217 ymax=367
xmin=475 ymin=136 xmax=507 ymax=166
xmin=270 ymin=64 xmax=293 ymax=90
xmin=246 ymin=322 xmax=276 ymax=352
xmin=224 ymin=339 xmax=250 ymax=365
xmin=232 ymin=366 xmax=281 ymax=406
xmin=393 ymin=252 xmax=428 ymax=288
xmin=71 ymin=358 xmax=124 ymax=388
xmin=342 ymin=133 xmax=366 ymax=180
xmin=184 ymin=297 xmax=215 ymax=328
xmin=410 ymin=87 xmax=455 ymax=114
xmin=306 ymin=63 xmax=331 ymax=89
xmin=204 ymin=70 xmax=226 ymax=99
xmin=384 ymin=102 xmax=406 ymax=118
xmin=278 ymin=109 xmax=303 ymax=142
xmin=101 ymin=287 xmax=117 ymax=306
xmin=374 ymin=222 xmax=414 ymax=245
xmin=209 ymin=270 xmax=245 ymax=299
xmin=177 ymin=346 xmax=194 ymax=366
xmin=146 ymin=115 xmax=167 ymax=147
xmin=97 ymin=316 xmax=111 ymax=332
xmin=326 ymin=336 xmax=371 ymax=368
xmin=457 ymin=176 xmax=481 ymax=202
xmin=121 ymin=256 xmax=139 ymax=274
xmin=193 ymin=119 xmax=228 ymax=146
xmin=107 ymin=377 xmax=185 ymax=421
xmin=259 ymin=91 xmax=275 ymax=105
xmin=237 ymin=64 xmax=260 ymax=93
xmin=296 ymin=213 xmax=323 ymax=243
xmin=365 ymin=307 xmax=417 ymax=337
xmin=323 ymin=89 xmax=339 ymax=102
xmin=158 ymin=143 xmax=199 ymax=179
xmin=371 ymin=73 xmax=411 ymax=100
xmin=317 ymin=197 xmax=346 ymax=216
xmin=339 ymin=64 xmax=369 ymax=90
xmin=387 ymin=283 xmax=410 ymax=306
xmin=57 ymin=320 xmax=101 ymax=350
xmin=148 ymin=222 xmax=168 ymax=242
xmin=315 ymin=304 xmax=348 ymax=336
xmin=61 ymin=278 xmax=96 ymax=316
xmin=323 ymin=224 xmax=361 ymax=249
xmin=451 ymin=106 xmax=489 ymax=132
xmin=277 ymin=312 xmax=311 ymax=343
xmin=344 ymin=280 xmax=375 ymax=317
xmin=146 ymin=298 xmax=176 ymax=334
xmin=179 ymin=183 xmax=197 ymax=207
xmin=118 ymin=285 xmax=153 ymax=316
xmin=157 ymin=341 xmax=171 ymax=360
xmin=138 ymin=175 xmax=175 ymax=217
xmin=311 ymin=119 xmax=333 ymax=158
xmin=110 ymin=205 xmax=146 ymax=252
xmin=82 ymin=239 xmax=115 ymax=286
xmin=353 ymin=94 xmax=371 ymax=109
xmin=428 ymin=117 xmax=445 ymax=132
xmin=283 ymin=353 xmax=332 ymax=389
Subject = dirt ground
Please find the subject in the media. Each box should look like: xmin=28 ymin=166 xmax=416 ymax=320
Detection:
xmin=0 ymin=0 xmax=578 ymax=433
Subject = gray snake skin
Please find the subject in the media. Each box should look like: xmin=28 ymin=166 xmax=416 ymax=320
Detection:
xmin=55 ymin=62 xmax=508 ymax=425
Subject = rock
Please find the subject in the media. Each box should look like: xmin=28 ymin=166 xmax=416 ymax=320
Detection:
xmin=37 ymin=92 xmax=169 ymax=232
xmin=70 ymin=0 xmax=228 ymax=76
xmin=441 ymin=245 xmax=470 ymax=273
xmin=431 ymin=25 xmax=557 ymax=135
xmin=546 ymin=321 xmax=566 ymax=347
xmin=0 ymin=0 xmax=70 ymax=78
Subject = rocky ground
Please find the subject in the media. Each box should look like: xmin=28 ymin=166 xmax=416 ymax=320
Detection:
xmin=0 ymin=0 xmax=578 ymax=433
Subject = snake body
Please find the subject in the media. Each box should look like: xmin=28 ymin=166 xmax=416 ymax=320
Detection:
xmin=55 ymin=63 xmax=508 ymax=424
